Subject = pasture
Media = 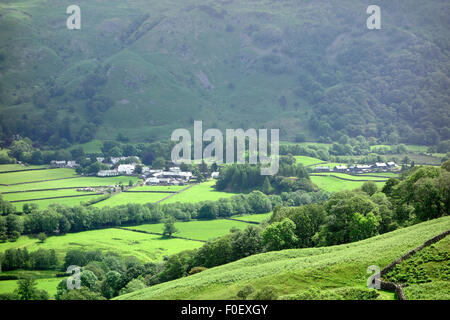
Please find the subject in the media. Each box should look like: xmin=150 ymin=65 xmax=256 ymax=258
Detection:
xmin=310 ymin=175 xmax=386 ymax=193
xmin=9 ymin=195 xmax=106 ymax=211
xmin=163 ymin=180 xmax=238 ymax=204
xmin=0 ymin=168 xmax=77 ymax=185
xmin=293 ymin=156 xmax=324 ymax=166
xmin=124 ymin=218 xmax=251 ymax=241
xmin=130 ymin=185 xmax=189 ymax=192
xmin=116 ymin=216 xmax=450 ymax=300
xmin=0 ymin=277 xmax=61 ymax=298
xmin=231 ymin=213 xmax=272 ymax=223
xmin=0 ymin=228 xmax=203 ymax=262
xmin=92 ymin=192 xmax=172 ymax=208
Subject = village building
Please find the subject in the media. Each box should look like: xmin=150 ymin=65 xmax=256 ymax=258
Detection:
xmin=314 ymin=166 xmax=331 ymax=172
xmin=66 ymin=160 xmax=77 ymax=168
xmin=97 ymin=170 xmax=119 ymax=177
xmin=50 ymin=160 xmax=67 ymax=168
xmin=117 ymin=164 xmax=135 ymax=175
xmin=333 ymin=165 xmax=348 ymax=173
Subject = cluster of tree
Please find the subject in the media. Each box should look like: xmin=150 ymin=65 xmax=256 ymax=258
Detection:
xmin=0 ymin=188 xmax=329 ymax=241
xmin=0 ymin=275 xmax=50 ymax=300
xmin=215 ymin=162 xmax=315 ymax=194
xmin=0 ymin=248 xmax=58 ymax=271
xmin=56 ymin=250 xmax=154 ymax=300
xmin=280 ymin=144 xmax=329 ymax=161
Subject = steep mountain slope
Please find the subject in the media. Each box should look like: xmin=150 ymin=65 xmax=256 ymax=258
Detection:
xmin=0 ymin=0 xmax=449 ymax=145
xmin=115 ymin=216 xmax=450 ymax=300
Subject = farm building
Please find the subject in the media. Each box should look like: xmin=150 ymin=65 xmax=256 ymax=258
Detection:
xmin=333 ymin=165 xmax=348 ymax=173
xmin=117 ymin=164 xmax=135 ymax=175
xmin=314 ymin=166 xmax=331 ymax=172
xmin=98 ymin=170 xmax=119 ymax=177
xmin=50 ymin=160 xmax=67 ymax=168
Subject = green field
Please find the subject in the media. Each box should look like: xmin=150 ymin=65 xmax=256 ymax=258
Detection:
xmin=0 ymin=277 xmax=61 ymax=298
xmin=130 ymin=185 xmax=189 ymax=192
xmin=0 ymin=168 xmax=77 ymax=185
xmin=0 ymin=168 xmax=142 ymax=210
xmin=0 ymin=164 xmax=48 ymax=172
xmin=293 ymin=156 xmax=324 ymax=166
xmin=0 ymin=228 xmax=203 ymax=262
xmin=163 ymin=180 xmax=238 ymax=204
xmin=231 ymin=213 xmax=272 ymax=223
xmin=10 ymin=194 xmax=106 ymax=210
xmin=0 ymin=176 xmax=141 ymax=193
xmin=311 ymin=172 xmax=389 ymax=181
xmin=311 ymin=175 xmax=386 ymax=193
xmin=116 ymin=216 xmax=450 ymax=300
xmin=92 ymin=192 xmax=171 ymax=208
xmin=125 ymin=218 xmax=251 ymax=241
xmin=2 ymin=189 xmax=96 ymax=202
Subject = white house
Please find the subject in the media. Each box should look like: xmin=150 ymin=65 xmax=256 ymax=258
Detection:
xmin=117 ymin=164 xmax=135 ymax=175
xmin=145 ymin=177 xmax=160 ymax=185
xmin=50 ymin=160 xmax=66 ymax=168
xmin=66 ymin=161 xmax=77 ymax=168
xmin=98 ymin=170 xmax=119 ymax=177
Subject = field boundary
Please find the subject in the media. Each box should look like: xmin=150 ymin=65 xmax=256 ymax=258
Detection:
xmin=1 ymin=186 xmax=111 ymax=194
xmin=9 ymin=193 xmax=104 ymax=203
xmin=224 ymin=217 xmax=260 ymax=225
xmin=309 ymin=174 xmax=387 ymax=183
xmin=2 ymin=176 xmax=81 ymax=187
xmin=116 ymin=227 xmax=206 ymax=243
xmin=155 ymin=184 xmax=197 ymax=203
xmin=124 ymin=190 xmax=178 ymax=194
xmin=0 ymin=167 xmax=51 ymax=174
xmin=379 ymin=229 xmax=450 ymax=300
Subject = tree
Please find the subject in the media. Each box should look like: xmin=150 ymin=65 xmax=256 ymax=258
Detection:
xmin=361 ymin=181 xmax=378 ymax=196
xmin=261 ymin=218 xmax=298 ymax=251
xmin=261 ymin=177 xmax=274 ymax=194
xmin=60 ymin=287 xmax=106 ymax=300
xmin=6 ymin=214 xmax=23 ymax=239
xmin=253 ymin=285 xmax=278 ymax=300
xmin=15 ymin=275 xmax=49 ymax=300
xmin=162 ymin=217 xmax=178 ymax=238
xmin=37 ymin=232 xmax=47 ymax=243
xmin=152 ymin=157 xmax=166 ymax=169
xmin=236 ymin=285 xmax=255 ymax=300
xmin=119 ymin=278 xmax=146 ymax=295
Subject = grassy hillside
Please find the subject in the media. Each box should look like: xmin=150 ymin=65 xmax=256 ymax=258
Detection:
xmin=0 ymin=0 xmax=449 ymax=145
xmin=116 ymin=216 xmax=450 ymax=300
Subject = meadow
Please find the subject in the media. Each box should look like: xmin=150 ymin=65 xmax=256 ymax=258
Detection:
xmin=0 ymin=176 xmax=141 ymax=193
xmin=0 ymin=228 xmax=203 ymax=262
xmin=124 ymin=218 xmax=252 ymax=241
xmin=9 ymin=195 xmax=106 ymax=211
xmin=230 ymin=213 xmax=272 ymax=223
xmin=116 ymin=216 xmax=450 ymax=300
xmin=162 ymin=180 xmax=238 ymax=204
xmin=293 ymin=156 xmax=324 ymax=166
xmin=0 ymin=165 xmax=142 ymax=210
xmin=0 ymin=168 xmax=77 ymax=185
xmin=92 ymin=192 xmax=172 ymax=208
xmin=311 ymin=172 xmax=389 ymax=181
xmin=130 ymin=185 xmax=189 ymax=192
xmin=310 ymin=175 xmax=386 ymax=193
xmin=0 ymin=164 xmax=47 ymax=172
xmin=0 ymin=277 xmax=61 ymax=297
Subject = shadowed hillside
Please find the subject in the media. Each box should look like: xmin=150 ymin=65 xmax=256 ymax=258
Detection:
xmin=0 ymin=0 xmax=449 ymax=145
